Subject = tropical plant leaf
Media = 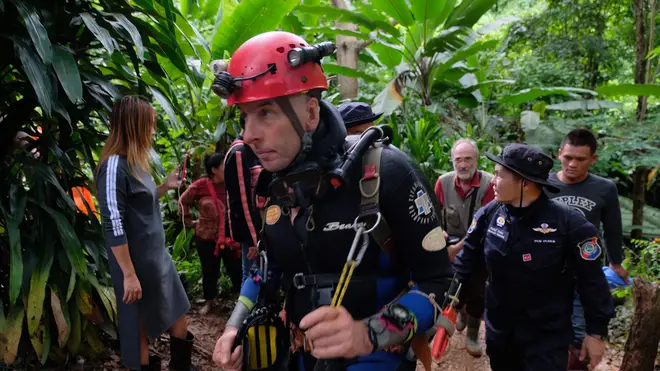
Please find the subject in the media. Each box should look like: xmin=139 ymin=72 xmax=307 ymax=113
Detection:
xmin=27 ymin=242 xmax=54 ymax=336
xmin=109 ymin=14 xmax=145 ymax=61
xmin=86 ymin=274 xmax=116 ymax=324
xmin=521 ymin=110 xmax=541 ymax=130
xmin=202 ymin=0 xmax=221 ymax=21
xmin=150 ymin=86 xmax=181 ymax=129
xmin=29 ymin=313 xmax=50 ymax=364
xmin=82 ymin=72 xmax=120 ymax=100
xmin=595 ymin=84 xmax=660 ymax=97
xmin=66 ymin=301 xmax=81 ymax=354
xmin=413 ymin=0 xmax=457 ymax=30
xmin=0 ymin=207 xmax=22 ymax=305
xmin=297 ymin=5 xmax=399 ymax=36
xmin=499 ymin=87 xmax=598 ymax=105
xmin=434 ymin=39 xmax=499 ymax=74
xmin=50 ymin=285 xmax=70 ymax=347
xmin=84 ymin=322 xmax=105 ymax=353
xmin=371 ymin=0 xmax=415 ymax=27
xmin=445 ymin=0 xmax=497 ymax=28
xmin=476 ymin=15 xmax=520 ymax=35
xmin=425 ymin=26 xmax=471 ymax=55
xmin=322 ymin=63 xmax=379 ymax=83
xmin=66 ymin=267 xmax=76 ymax=301
xmin=11 ymin=0 xmax=52 ymax=64
xmin=14 ymin=39 xmax=53 ymax=117
xmin=38 ymin=204 xmax=87 ymax=278
xmin=2 ymin=304 xmax=24 ymax=365
xmin=211 ymin=0 xmax=300 ymax=58
xmin=162 ymin=0 xmax=177 ymax=35
xmin=30 ymin=161 xmax=76 ymax=211
xmin=546 ymin=100 xmax=623 ymax=111
xmin=80 ymin=12 xmax=119 ymax=54
xmin=369 ymin=42 xmax=403 ymax=69
xmin=52 ymin=46 xmax=83 ymax=105
xmin=372 ymin=77 xmax=405 ymax=116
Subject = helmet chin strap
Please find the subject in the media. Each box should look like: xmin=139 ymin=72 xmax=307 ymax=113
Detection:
xmin=273 ymin=96 xmax=313 ymax=171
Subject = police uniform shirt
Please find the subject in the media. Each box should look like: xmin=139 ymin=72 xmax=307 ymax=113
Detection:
xmin=454 ymin=194 xmax=614 ymax=352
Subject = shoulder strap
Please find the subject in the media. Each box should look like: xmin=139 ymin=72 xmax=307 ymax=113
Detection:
xmin=359 ymin=145 xmax=395 ymax=256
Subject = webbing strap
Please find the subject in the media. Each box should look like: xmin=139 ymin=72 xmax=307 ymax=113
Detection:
xmin=359 ymin=145 xmax=394 ymax=256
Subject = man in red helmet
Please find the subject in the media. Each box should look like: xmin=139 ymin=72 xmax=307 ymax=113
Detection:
xmin=212 ymin=31 xmax=454 ymax=371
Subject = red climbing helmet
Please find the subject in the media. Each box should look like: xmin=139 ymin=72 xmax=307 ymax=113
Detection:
xmin=225 ymin=31 xmax=330 ymax=105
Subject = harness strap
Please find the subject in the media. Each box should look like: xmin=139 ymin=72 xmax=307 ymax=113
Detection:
xmin=359 ymin=145 xmax=395 ymax=256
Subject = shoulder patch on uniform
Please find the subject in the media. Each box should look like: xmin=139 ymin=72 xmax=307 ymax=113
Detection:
xmin=467 ymin=218 xmax=477 ymax=234
xmin=422 ymin=226 xmax=446 ymax=252
xmin=578 ymin=237 xmax=601 ymax=261
xmin=408 ymin=181 xmax=437 ymax=224
xmin=265 ymin=205 xmax=281 ymax=225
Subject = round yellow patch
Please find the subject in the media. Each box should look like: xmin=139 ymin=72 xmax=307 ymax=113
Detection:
xmin=265 ymin=205 xmax=281 ymax=225
xmin=422 ymin=226 xmax=447 ymax=252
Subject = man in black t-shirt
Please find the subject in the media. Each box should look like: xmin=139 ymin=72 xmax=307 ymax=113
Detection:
xmin=548 ymin=128 xmax=629 ymax=368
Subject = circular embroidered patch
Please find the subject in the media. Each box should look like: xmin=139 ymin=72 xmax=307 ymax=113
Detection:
xmin=496 ymin=216 xmax=505 ymax=227
xmin=579 ymin=237 xmax=602 ymax=261
xmin=422 ymin=226 xmax=446 ymax=252
xmin=407 ymin=181 xmax=437 ymax=225
xmin=467 ymin=218 xmax=477 ymax=234
xmin=265 ymin=205 xmax=281 ymax=225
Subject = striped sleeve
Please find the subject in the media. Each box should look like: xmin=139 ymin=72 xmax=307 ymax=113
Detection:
xmin=97 ymin=155 xmax=128 ymax=246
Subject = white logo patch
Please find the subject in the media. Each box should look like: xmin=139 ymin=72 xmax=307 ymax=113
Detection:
xmin=422 ymin=227 xmax=447 ymax=252
xmin=323 ymin=221 xmax=367 ymax=232
xmin=408 ymin=182 xmax=437 ymax=224
xmin=496 ymin=216 xmax=505 ymax=227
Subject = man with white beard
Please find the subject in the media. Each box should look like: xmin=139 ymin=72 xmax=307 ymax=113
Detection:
xmin=434 ymin=138 xmax=494 ymax=357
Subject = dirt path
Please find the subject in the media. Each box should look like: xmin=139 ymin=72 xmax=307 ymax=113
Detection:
xmin=93 ymin=297 xmax=623 ymax=371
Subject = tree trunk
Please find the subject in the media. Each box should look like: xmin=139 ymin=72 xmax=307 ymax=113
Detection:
xmin=330 ymin=0 xmax=367 ymax=100
xmin=631 ymin=167 xmax=650 ymax=239
xmin=620 ymin=278 xmax=660 ymax=371
xmin=634 ymin=0 xmax=648 ymax=121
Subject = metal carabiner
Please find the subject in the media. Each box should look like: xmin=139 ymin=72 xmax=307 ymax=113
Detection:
xmin=258 ymin=248 xmax=268 ymax=284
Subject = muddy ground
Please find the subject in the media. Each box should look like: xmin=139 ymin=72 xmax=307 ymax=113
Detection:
xmin=82 ymin=296 xmax=624 ymax=371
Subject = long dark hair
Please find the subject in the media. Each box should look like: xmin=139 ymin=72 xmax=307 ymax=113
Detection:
xmin=204 ymin=151 xmax=226 ymax=178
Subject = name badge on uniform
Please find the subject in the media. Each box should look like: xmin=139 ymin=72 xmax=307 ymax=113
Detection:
xmin=487 ymin=226 xmax=508 ymax=241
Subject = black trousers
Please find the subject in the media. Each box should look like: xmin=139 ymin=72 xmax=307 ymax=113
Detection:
xmin=195 ymin=237 xmax=242 ymax=300
xmin=487 ymin=342 xmax=568 ymax=371
xmin=457 ymin=259 xmax=487 ymax=318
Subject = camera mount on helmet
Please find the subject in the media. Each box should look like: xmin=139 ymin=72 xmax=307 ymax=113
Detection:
xmin=211 ymin=41 xmax=335 ymax=100
xmin=211 ymin=64 xmax=278 ymax=99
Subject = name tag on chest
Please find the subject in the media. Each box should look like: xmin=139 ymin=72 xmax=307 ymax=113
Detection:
xmin=487 ymin=226 xmax=509 ymax=241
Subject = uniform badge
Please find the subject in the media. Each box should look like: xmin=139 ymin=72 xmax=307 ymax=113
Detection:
xmin=422 ymin=226 xmax=447 ymax=252
xmin=578 ymin=237 xmax=602 ymax=261
xmin=265 ymin=205 xmax=281 ymax=225
xmin=496 ymin=216 xmax=505 ymax=227
xmin=533 ymin=223 xmax=557 ymax=234
xmin=407 ymin=181 xmax=437 ymax=224
xmin=522 ymin=253 xmax=532 ymax=262
xmin=467 ymin=218 xmax=477 ymax=234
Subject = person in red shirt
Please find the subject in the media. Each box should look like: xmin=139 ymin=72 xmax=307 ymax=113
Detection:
xmin=434 ymin=138 xmax=495 ymax=357
xmin=179 ymin=152 xmax=242 ymax=315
